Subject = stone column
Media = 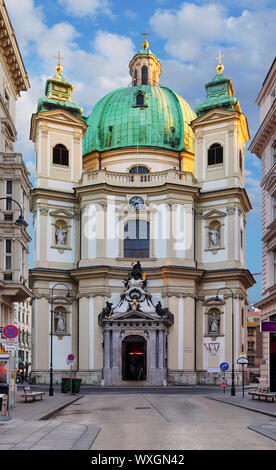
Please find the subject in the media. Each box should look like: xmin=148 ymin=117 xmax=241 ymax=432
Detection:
xmin=103 ymin=329 xmax=112 ymax=385
xmin=111 ymin=330 xmax=121 ymax=384
xmin=148 ymin=330 xmax=157 ymax=384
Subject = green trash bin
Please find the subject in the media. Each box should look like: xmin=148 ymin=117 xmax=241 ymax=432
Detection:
xmin=61 ymin=377 xmax=71 ymax=393
xmin=72 ymin=378 xmax=82 ymax=394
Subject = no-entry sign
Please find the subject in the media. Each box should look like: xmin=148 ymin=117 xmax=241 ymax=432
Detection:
xmin=2 ymin=325 xmax=19 ymax=339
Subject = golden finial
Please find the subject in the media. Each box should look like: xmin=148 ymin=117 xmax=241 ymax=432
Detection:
xmin=55 ymin=50 xmax=64 ymax=75
xmin=216 ymin=49 xmax=224 ymax=75
xmin=141 ymin=28 xmax=150 ymax=50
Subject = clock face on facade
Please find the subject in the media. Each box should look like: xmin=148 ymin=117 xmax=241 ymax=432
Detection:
xmin=129 ymin=196 xmax=144 ymax=210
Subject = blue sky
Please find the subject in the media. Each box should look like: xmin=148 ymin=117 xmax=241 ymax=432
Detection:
xmin=5 ymin=0 xmax=276 ymax=303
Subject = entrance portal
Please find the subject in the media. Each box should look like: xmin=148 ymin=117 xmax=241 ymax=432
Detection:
xmin=122 ymin=336 xmax=147 ymax=381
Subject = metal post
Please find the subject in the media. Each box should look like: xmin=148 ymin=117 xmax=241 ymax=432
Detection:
xmin=231 ymin=293 xmax=235 ymax=396
xmin=49 ymin=302 xmax=54 ymax=396
xmin=215 ymin=287 xmax=236 ymax=397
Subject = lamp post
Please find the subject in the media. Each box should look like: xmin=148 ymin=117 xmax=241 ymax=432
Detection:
xmin=0 ymin=197 xmax=27 ymax=227
xmin=215 ymin=287 xmax=236 ymax=396
xmin=49 ymin=283 xmax=71 ymax=396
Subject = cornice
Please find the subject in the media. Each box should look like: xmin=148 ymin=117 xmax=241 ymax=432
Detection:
xmin=249 ymin=100 xmax=276 ymax=158
xmin=0 ymin=1 xmax=30 ymax=94
xmin=199 ymin=187 xmax=252 ymax=213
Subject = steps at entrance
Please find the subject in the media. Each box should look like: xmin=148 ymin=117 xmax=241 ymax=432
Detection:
xmin=114 ymin=381 xmax=155 ymax=387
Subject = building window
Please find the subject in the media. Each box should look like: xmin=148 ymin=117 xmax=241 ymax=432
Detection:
xmin=53 ymin=144 xmax=69 ymax=166
xmin=136 ymin=92 xmax=144 ymax=106
xmin=134 ymin=69 xmax=138 ymax=85
xmin=129 ymin=166 xmax=150 ymax=174
xmin=208 ymin=143 xmax=223 ymax=165
xmin=141 ymin=66 xmax=148 ymax=85
xmin=6 ymin=180 xmax=12 ymax=210
xmin=124 ymin=219 xmax=150 ymax=258
xmin=273 ymin=195 xmax=276 ymax=220
xmin=239 ymin=150 xmax=243 ymax=171
xmin=273 ymin=143 xmax=276 ymax=166
xmin=274 ymin=249 xmax=276 ymax=284
xmin=4 ymin=239 xmax=12 ymax=270
xmin=21 ymin=245 xmax=25 ymax=277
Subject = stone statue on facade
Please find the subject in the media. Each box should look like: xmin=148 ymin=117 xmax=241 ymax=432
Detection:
xmin=56 ymin=311 xmax=65 ymax=333
xmin=208 ymin=312 xmax=220 ymax=334
xmin=56 ymin=224 xmax=67 ymax=245
xmin=209 ymin=227 xmax=220 ymax=248
xmin=98 ymin=301 xmax=113 ymax=323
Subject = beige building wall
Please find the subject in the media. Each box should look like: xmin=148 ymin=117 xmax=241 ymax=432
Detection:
xmin=249 ymin=58 xmax=276 ymax=391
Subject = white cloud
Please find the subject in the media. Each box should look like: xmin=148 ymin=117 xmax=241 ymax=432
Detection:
xmin=26 ymin=160 xmax=35 ymax=177
xmin=57 ymin=0 xmax=111 ymax=17
xmin=150 ymin=3 xmax=226 ymax=62
xmin=5 ymin=0 xmax=135 ymax=157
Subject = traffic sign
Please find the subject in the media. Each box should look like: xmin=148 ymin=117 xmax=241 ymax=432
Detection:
xmin=67 ymin=354 xmax=74 ymax=362
xmin=220 ymin=362 xmax=229 ymax=371
xmin=3 ymin=325 xmax=18 ymax=339
xmin=237 ymin=355 xmax=249 ymax=365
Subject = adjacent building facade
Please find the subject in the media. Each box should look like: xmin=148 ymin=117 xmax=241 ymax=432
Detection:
xmin=247 ymin=308 xmax=262 ymax=378
xmin=249 ymin=58 xmax=276 ymax=392
xmin=30 ymin=41 xmax=254 ymax=386
xmin=0 ymin=1 xmax=31 ymax=364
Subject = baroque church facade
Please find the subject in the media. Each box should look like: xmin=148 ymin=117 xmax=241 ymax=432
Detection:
xmin=29 ymin=39 xmax=254 ymax=385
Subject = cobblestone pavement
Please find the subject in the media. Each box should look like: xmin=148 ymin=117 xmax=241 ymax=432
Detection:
xmin=0 ymin=388 xmax=275 ymax=450
xmin=52 ymin=391 xmax=276 ymax=450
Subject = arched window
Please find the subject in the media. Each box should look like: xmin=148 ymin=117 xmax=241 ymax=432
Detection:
xmin=136 ymin=92 xmax=144 ymax=106
xmin=134 ymin=69 xmax=138 ymax=84
xmin=53 ymin=144 xmax=69 ymax=166
xmin=141 ymin=66 xmax=148 ymax=85
xmin=129 ymin=166 xmax=150 ymax=174
xmin=124 ymin=219 xmax=149 ymax=258
xmin=208 ymin=143 xmax=223 ymax=166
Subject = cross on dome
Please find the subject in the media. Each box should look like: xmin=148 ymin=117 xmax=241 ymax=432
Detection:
xmin=216 ymin=48 xmax=224 ymax=75
xmin=55 ymin=50 xmax=64 ymax=75
xmin=141 ymin=28 xmax=150 ymax=49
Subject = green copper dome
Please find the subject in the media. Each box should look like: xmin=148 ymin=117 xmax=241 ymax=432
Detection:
xmin=83 ymin=85 xmax=196 ymax=156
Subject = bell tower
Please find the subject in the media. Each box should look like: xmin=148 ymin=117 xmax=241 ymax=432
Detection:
xmin=191 ymin=53 xmax=250 ymax=192
xmin=129 ymin=29 xmax=162 ymax=86
xmin=30 ymin=53 xmax=87 ymax=191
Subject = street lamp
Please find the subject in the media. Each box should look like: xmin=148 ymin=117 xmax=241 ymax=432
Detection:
xmin=49 ymin=283 xmax=71 ymax=396
xmin=215 ymin=287 xmax=236 ymax=396
xmin=0 ymin=197 xmax=27 ymax=227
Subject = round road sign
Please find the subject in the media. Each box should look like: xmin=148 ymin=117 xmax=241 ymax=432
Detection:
xmin=220 ymin=362 xmax=229 ymax=371
xmin=3 ymin=324 xmax=19 ymax=339
xmin=67 ymin=354 xmax=74 ymax=361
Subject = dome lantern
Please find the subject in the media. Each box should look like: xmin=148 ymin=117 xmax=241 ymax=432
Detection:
xmin=129 ymin=29 xmax=161 ymax=87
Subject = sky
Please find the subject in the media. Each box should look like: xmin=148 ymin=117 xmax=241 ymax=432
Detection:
xmin=5 ymin=0 xmax=276 ymax=303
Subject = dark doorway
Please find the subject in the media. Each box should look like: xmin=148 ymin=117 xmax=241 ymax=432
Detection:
xmin=122 ymin=336 xmax=147 ymax=381
xmin=270 ymin=333 xmax=276 ymax=392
